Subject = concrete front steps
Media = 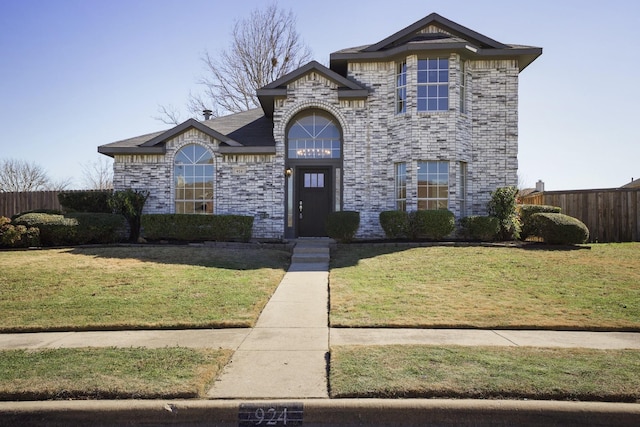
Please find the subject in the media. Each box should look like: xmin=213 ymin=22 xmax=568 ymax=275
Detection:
xmin=290 ymin=238 xmax=332 ymax=265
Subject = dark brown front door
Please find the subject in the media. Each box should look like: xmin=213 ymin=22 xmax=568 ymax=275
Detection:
xmin=297 ymin=167 xmax=332 ymax=237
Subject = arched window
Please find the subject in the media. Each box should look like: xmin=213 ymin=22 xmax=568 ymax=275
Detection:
xmin=174 ymin=144 xmax=214 ymax=214
xmin=287 ymin=112 xmax=341 ymax=159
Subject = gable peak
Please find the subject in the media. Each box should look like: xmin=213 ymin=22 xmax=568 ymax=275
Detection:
xmin=364 ymin=12 xmax=507 ymax=52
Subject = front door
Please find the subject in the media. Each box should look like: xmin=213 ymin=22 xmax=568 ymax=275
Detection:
xmin=297 ymin=167 xmax=332 ymax=237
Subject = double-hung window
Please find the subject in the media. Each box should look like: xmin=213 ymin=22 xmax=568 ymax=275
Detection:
xmin=417 ymin=161 xmax=449 ymax=210
xmin=417 ymin=58 xmax=449 ymax=111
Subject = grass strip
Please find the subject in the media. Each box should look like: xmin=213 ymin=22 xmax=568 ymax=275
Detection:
xmin=0 ymin=347 xmax=232 ymax=400
xmin=330 ymin=243 xmax=640 ymax=329
xmin=0 ymin=246 xmax=290 ymax=331
xmin=330 ymin=345 xmax=640 ymax=402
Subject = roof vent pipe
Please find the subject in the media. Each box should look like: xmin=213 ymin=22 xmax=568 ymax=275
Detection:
xmin=202 ymin=109 xmax=212 ymax=120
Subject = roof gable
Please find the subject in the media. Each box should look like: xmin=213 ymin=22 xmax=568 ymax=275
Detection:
xmin=364 ymin=13 xmax=507 ymax=52
xmin=260 ymin=60 xmax=366 ymax=91
xmin=257 ymin=60 xmax=368 ymax=116
xmin=141 ymin=118 xmax=243 ymax=148
xmin=329 ymin=12 xmax=542 ymax=73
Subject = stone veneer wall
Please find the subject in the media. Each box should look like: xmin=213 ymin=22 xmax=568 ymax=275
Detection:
xmin=113 ymin=55 xmax=520 ymax=240
xmin=113 ymin=128 xmax=284 ymax=240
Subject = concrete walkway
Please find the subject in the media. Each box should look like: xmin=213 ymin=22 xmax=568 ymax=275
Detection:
xmin=208 ymin=239 xmax=331 ymax=399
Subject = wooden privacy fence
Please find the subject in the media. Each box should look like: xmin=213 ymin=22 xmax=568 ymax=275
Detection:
xmin=0 ymin=190 xmax=110 ymax=218
xmin=520 ymin=188 xmax=640 ymax=243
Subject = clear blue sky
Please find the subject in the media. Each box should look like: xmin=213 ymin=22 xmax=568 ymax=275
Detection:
xmin=1 ymin=0 xmax=638 ymax=190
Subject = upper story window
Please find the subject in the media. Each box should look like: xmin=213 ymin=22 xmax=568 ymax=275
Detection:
xmin=417 ymin=58 xmax=449 ymax=111
xmin=396 ymin=61 xmax=407 ymax=114
xmin=459 ymin=61 xmax=467 ymax=114
xmin=287 ymin=112 xmax=341 ymax=159
xmin=174 ymin=144 xmax=214 ymax=214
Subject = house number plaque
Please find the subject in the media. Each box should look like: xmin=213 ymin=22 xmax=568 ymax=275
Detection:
xmin=238 ymin=402 xmax=303 ymax=426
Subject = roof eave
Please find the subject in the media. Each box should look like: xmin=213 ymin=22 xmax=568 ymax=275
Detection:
xmin=97 ymin=146 xmax=166 ymax=157
xmin=218 ymin=146 xmax=276 ymax=154
xmin=331 ymin=44 xmax=543 ymax=72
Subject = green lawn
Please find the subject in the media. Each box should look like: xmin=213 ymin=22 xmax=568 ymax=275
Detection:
xmin=330 ymin=243 xmax=640 ymax=330
xmin=0 ymin=246 xmax=290 ymax=331
xmin=330 ymin=345 xmax=640 ymax=401
xmin=0 ymin=347 xmax=232 ymax=400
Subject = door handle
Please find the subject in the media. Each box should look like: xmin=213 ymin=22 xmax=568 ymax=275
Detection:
xmin=298 ymin=201 xmax=303 ymax=213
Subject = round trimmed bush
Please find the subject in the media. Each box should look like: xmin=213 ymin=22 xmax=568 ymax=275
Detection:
xmin=326 ymin=211 xmax=360 ymax=242
xmin=409 ymin=210 xmax=455 ymax=240
xmin=531 ymin=213 xmax=589 ymax=245
xmin=459 ymin=216 xmax=500 ymax=241
xmin=379 ymin=211 xmax=409 ymax=239
xmin=518 ymin=204 xmax=561 ymax=240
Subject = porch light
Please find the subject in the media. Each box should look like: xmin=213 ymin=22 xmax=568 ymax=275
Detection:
xmin=285 ymin=168 xmax=293 ymax=177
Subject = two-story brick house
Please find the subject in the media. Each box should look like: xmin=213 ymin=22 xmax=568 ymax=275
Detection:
xmin=98 ymin=13 xmax=541 ymax=240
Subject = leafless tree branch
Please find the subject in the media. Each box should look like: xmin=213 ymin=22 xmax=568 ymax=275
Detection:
xmin=81 ymin=157 xmax=114 ymax=190
xmin=0 ymin=158 xmax=63 ymax=192
xmin=155 ymin=2 xmax=312 ymax=123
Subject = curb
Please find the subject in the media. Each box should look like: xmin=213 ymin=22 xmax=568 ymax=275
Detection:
xmin=2 ymin=399 xmax=639 ymax=426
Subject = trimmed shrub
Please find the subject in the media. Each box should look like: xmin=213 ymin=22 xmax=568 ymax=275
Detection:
xmin=518 ymin=204 xmax=562 ymax=240
xmin=459 ymin=216 xmax=500 ymax=241
xmin=141 ymin=214 xmax=254 ymax=242
xmin=326 ymin=211 xmax=360 ymax=242
xmin=409 ymin=210 xmax=455 ymax=240
xmin=13 ymin=212 xmax=126 ymax=246
xmin=0 ymin=216 xmax=40 ymax=248
xmin=487 ymin=186 xmax=521 ymax=240
xmin=531 ymin=213 xmax=589 ymax=245
xmin=58 ymin=191 xmax=112 ymax=213
xmin=379 ymin=211 xmax=409 ymax=239
xmin=109 ymin=189 xmax=149 ymax=242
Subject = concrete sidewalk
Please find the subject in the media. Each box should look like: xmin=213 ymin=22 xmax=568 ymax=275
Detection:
xmin=2 ymin=328 xmax=639 ymax=351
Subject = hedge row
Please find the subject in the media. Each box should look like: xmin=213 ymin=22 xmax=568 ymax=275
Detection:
xmin=141 ymin=214 xmax=254 ymax=242
xmin=58 ymin=191 xmax=113 ymax=213
xmin=380 ymin=210 xmax=456 ymax=240
xmin=12 ymin=212 xmax=127 ymax=246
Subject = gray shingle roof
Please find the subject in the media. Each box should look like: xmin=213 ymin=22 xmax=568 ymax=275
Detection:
xmin=98 ymin=108 xmax=274 ymax=156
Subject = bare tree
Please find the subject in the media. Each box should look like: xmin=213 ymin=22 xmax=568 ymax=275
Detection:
xmin=157 ymin=2 xmax=312 ymax=123
xmin=154 ymin=104 xmax=184 ymax=126
xmin=81 ymin=157 xmax=113 ymax=190
xmin=0 ymin=159 xmax=54 ymax=192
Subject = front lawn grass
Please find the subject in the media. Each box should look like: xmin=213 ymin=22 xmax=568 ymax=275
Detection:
xmin=330 ymin=243 xmax=640 ymax=330
xmin=330 ymin=345 xmax=640 ymax=401
xmin=0 ymin=246 xmax=290 ymax=332
xmin=0 ymin=347 xmax=231 ymax=400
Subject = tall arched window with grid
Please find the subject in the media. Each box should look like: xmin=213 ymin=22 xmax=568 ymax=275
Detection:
xmin=174 ymin=144 xmax=214 ymax=214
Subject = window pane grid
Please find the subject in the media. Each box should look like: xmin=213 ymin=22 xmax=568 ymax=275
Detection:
xmin=417 ymin=58 xmax=449 ymax=112
xmin=174 ymin=144 xmax=214 ymax=214
xmin=417 ymin=161 xmax=449 ymax=210
xmin=287 ymin=113 xmax=341 ymax=159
